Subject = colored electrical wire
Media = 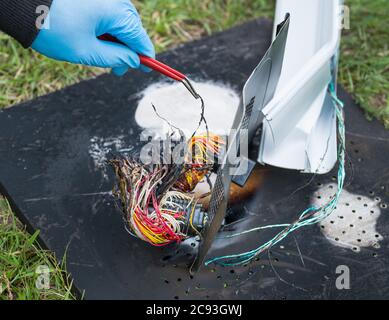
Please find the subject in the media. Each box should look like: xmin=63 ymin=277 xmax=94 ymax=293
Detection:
xmin=110 ymin=132 xmax=224 ymax=246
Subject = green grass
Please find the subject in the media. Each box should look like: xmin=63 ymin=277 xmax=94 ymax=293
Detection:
xmin=0 ymin=0 xmax=388 ymax=300
xmin=0 ymin=0 xmax=387 ymax=125
xmin=0 ymin=197 xmax=75 ymax=300
xmin=339 ymin=0 xmax=389 ymax=127
xmin=0 ymin=0 xmax=387 ymax=123
xmin=0 ymin=0 xmax=274 ymax=109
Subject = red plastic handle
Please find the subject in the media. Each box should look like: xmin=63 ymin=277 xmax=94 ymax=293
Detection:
xmin=139 ymin=55 xmax=185 ymax=81
xmin=97 ymin=34 xmax=186 ymax=82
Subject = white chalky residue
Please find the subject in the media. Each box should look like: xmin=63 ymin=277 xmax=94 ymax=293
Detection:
xmin=313 ymin=183 xmax=383 ymax=252
xmin=89 ymin=135 xmax=133 ymax=179
xmin=89 ymin=136 xmax=124 ymax=169
xmin=135 ymin=81 xmax=240 ymax=138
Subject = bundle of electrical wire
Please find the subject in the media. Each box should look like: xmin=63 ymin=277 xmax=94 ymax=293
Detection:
xmin=110 ymin=133 xmax=224 ymax=246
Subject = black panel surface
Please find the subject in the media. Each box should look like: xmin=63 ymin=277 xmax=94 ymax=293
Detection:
xmin=1 ymin=19 xmax=388 ymax=300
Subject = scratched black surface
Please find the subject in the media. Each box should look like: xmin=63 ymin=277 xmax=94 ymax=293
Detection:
xmin=1 ymin=19 xmax=389 ymax=300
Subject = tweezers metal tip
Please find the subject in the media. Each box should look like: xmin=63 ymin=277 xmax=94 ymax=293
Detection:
xmin=182 ymin=78 xmax=200 ymax=99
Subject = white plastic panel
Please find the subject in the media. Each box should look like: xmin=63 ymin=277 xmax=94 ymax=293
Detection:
xmin=258 ymin=0 xmax=343 ymax=174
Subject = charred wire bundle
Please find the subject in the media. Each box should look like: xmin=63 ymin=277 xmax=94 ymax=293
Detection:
xmin=109 ymin=133 xmax=224 ymax=246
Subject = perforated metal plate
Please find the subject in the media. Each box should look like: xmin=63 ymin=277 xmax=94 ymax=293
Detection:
xmin=1 ymin=19 xmax=389 ymax=300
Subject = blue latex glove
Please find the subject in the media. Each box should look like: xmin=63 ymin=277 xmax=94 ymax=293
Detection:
xmin=32 ymin=0 xmax=155 ymax=76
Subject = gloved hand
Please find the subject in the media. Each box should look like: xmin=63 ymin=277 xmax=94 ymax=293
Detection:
xmin=31 ymin=0 xmax=155 ymax=76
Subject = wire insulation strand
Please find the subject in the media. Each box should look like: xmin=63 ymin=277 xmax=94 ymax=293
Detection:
xmin=205 ymin=83 xmax=346 ymax=266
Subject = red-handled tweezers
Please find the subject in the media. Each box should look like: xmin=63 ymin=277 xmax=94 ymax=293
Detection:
xmin=97 ymin=34 xmax=200 ymax=99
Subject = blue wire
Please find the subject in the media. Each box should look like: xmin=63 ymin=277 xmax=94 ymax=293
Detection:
xmin=205 ymin=82 xmax=345 ymax=267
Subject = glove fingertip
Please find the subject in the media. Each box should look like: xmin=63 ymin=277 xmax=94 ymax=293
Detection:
xmin=139 ymin=65 xmax=153 ymax=73
xmin=112 ymin=66 xmax=129 ymax=77
xmin=127 ymin=51 xmax=141 ymax=69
